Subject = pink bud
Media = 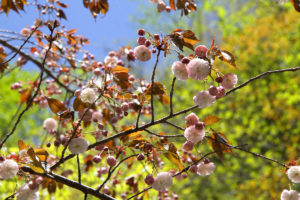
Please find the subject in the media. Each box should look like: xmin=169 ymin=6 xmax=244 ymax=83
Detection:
xmin=107 ymin=156 xmax=117 ymax=167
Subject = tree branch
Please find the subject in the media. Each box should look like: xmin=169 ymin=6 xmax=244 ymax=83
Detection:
xmin=0 ymin=25 xmax=39 ymax=66
xmin=0 ymin=28 xmax=55 ymax=149
xmin=0 ymin=39 xmax=74 ymax=94
xmin=150 ymin=49 xmax=161 ymax=123
xmin=21 ymin=166 xmax=116 ymax=200
xmin=51 ymin=66 xmax=300 ymax=170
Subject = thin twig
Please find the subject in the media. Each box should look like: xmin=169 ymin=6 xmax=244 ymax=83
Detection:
xmin=77 ymin=154 xmax=82 ymax=184
xmin=51 ymin=66 xmax=300 ymax=170
xmin=0 ymin=27 xmax=55 ymax=149
xmin=145 ymin=129 xmax=183 ymax=138
xmin=96 ymin=154 xmax=138 ymax=192
xmin=163 ymin=120 xmax=185 ymax=131
xmin=226 ymin=66 xmax=300 ymax=96
xmin=0 ymin=39 xmax=74 ymax=94
xmin=150 ymin=49 xmax=161 ymax=123
xmin=0 ymin=25 xmax=39 ymax=66
xmin=169 ymin=77 xmax=176 ymax=115
xmin=21 ymin=166 xmax=116 ymax=200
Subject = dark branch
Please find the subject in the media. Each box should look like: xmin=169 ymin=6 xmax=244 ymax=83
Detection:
xmin=0 ymin=28 xmax=55 ymax=149
xmin=0 ymin=39 xmax=74 ymax=94
xmin=150 ymin=49 xmax=161 ymax=123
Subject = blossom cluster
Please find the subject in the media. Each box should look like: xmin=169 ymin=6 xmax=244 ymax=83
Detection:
xmin=281 ymin=166 xmax=300 ymax=200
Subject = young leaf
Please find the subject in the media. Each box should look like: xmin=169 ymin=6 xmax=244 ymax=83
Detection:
xmin=202 ymin=115 xmax=220 ymax=125
xmin=47 ymin=98 xmax=67 ymax=114
xmin=145 ymin=82 xmax=166 ymax=95
xmin=169 ymin=29 xmax=200 ymax=51
xmin=163 ymin=143 xmax=184 ymax=171
xmin=18 ymin=140 xmax=28 ymax=151
xmin=34 ymin=148 xmax=49 ymax=162
xmin=206 ymin=129 xmax=233 ymax=159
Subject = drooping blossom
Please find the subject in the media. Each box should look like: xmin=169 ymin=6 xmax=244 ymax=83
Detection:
xmin=193 ymin=91 xmax=216 ymax=108
xmin=185 ymin=113 xmax=199 ymax=127
xmin=0 ymin=159 xmax=19 ymax=179
xmin=184 ymin=125 xmax=205 ymax=143
xmin=197 ymin=162 xmax=216 ymax=176
xmin=68 ymin=138 xmax=89 ymax=154
xmin=280 ymin=189 xmax=300 ymax=200
xmin=187 ymin=58 xmax=210 ymax=80
xmin=221 ymin=73 xmax=238 ymax=89
xmin=16 ymin=184 xmax=39 ymax=200
xmin=80 ymin=88 xmax=97 ymax=104
xmin=287 ymin=166 xmax=300 ymax=183
xmin=43 ymin=118 xmax=57 ymax=132
xmin=151 ymin=172 xmax=173 ymax=191
xmin=171 ymin=61 xmax=188 ymax=80
xmin=134 ymin=45 xmax=152 ymax=62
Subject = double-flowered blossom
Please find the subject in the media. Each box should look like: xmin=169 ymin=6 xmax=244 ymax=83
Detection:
xmin=171 ymin=61 xmax=188 ymax=80
xmin=187 ymin=58 xmax=210 ymax=80
xmin=134 ymin=45 xmax=152 ymax=62
xmin=193 ymin=91 xmax=216 ymax=108
xmin=221 ymin=73 xmax=238 ymax=89
xmin=197 ymin=162 xmax=216 ymax=176
xmin=184 ymin=125 xmax=205 ymax=143
xmin=80 ymin=88 xmax=97 ymax=104
xmin=16 ymin=184 xmax=39 ymax=200
xmin=280 ymin=189 xmax=300 ymax=200
xmin=43 ymin=118 xmax=57 ymax=132
xmin=287 ymin=166 xmax=300 ymax=183
xmin=68 ymin=138 xmax=89 ymax=154
xmin=151 ymin=172 xmax=173 ymax=191
xmin=0 ymin=159 xmax=19 ymax=179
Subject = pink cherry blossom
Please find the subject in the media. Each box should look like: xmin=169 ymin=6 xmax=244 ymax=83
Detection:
xmin=187 ymin=58 xmax=210 ymax=80
xmin=134 ymin=45 xmax=152 ymax=62
xmin=171 ymin=61 xmax=188 ymax=80
xmin=193 ymin=91 xmax=216 ymax=108
xmin=184 ymin=125 xmax=205 ymax=143
xmin=221 ymin=73 xmax=238 ymax=89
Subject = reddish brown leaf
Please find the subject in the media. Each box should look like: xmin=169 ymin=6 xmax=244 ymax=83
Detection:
xmin=169 ymin=0 xmax=176 ymax=10
xmin=19 ymin=89 xmax=32 ymax=104
xmin=169 ymin=29 xmax=200 ymax=51
xmin=18 ymin=140 xmax=28 ymax=151
xmin=145 ymin=82 xmax=166 ymax=95
xmin=291 ymin=0 xmax=300 ymax=12
xmin=207 ymin=129 xmax=233 ymax=159
xmin=84 ymin=155 xmax=93 ymax=171
xmin=57 ymin=9 xmax=67 ymax=20
xmin=56 ymin=1 xmax=68 ymax=8
xmin=34 ymin=148 xmax=49 ymax=162
xmin=67 ymin=29 xmax=77 ymax=35
xmin=202 ymin=115 xmax=220 ymax=125
xmin=47 ymin=98 xmax=67 ymax=114
xmin=112 ymin=65 xmax=130 ymax=73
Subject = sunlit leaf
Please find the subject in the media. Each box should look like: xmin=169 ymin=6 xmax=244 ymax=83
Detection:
xmin=206 ymin=129 xmax=233 ymax=159
xmin=47 ymin=98 xmax=67 ymax=114
xmin=145 ymin=82 xmax=166 ymax=95
xmin=202 ymin=115 xmax=220 ymax=125
xmin=163 ymin=143 xmax=184 ymax=171
xmin=18 ymin=140 xmax=28 ymax=151
xmin=34 ymin=148 xmax=49 ymax=162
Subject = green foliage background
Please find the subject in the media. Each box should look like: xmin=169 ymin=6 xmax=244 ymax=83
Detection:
xmin=1 ymin=0 xmax=300 ymax=199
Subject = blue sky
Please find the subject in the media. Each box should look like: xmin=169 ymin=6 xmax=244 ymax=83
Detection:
xmin=0 ymin=0 xmax=144 ymax=61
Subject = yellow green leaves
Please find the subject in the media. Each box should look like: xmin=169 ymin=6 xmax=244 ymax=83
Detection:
xmin=157 ymin=142 xmax=185 ymax=171
xmin=202 ymin=115 xmax=220 ymax=125
xmin=18 ymin=140 xmax=49 ymax=173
